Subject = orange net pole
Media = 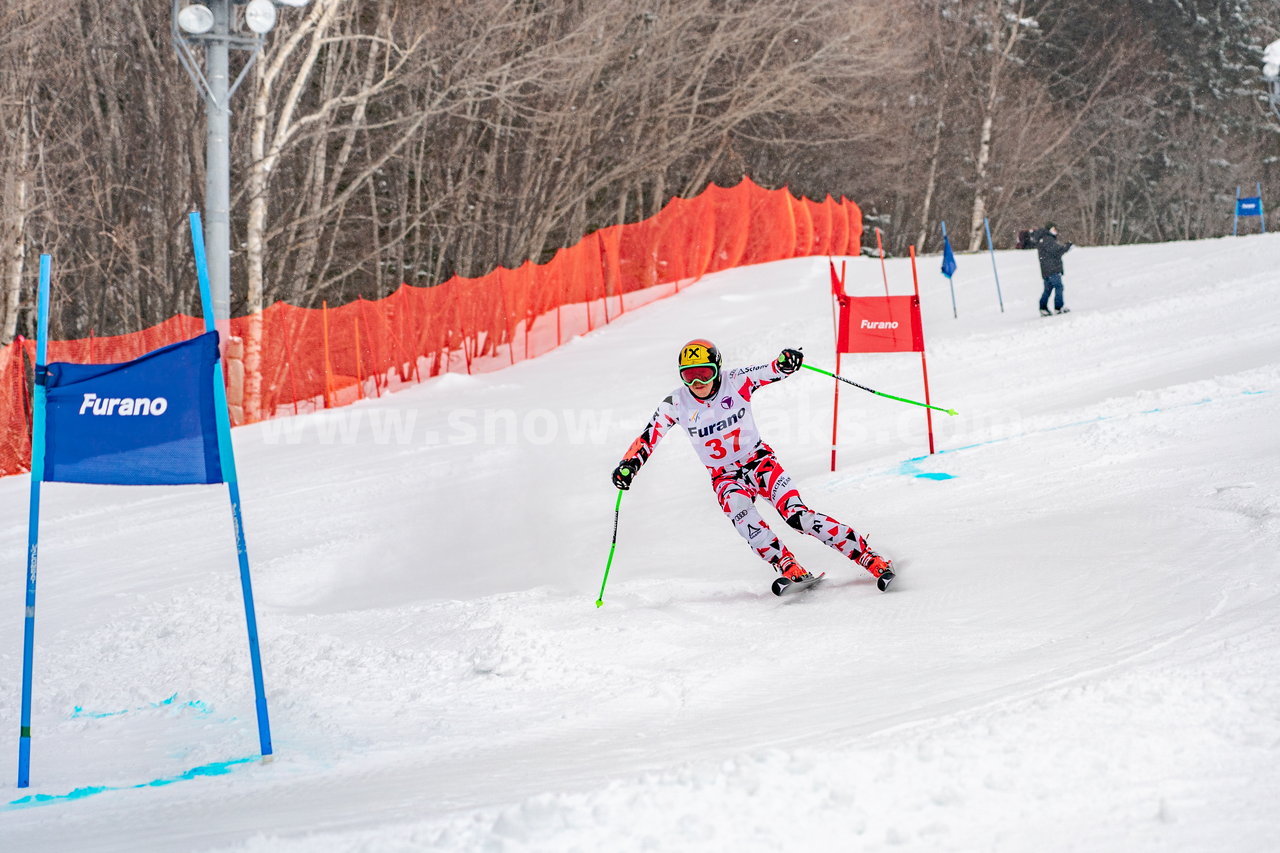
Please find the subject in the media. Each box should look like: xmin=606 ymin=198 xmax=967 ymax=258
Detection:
xmin=353 ymin=303 xmax=366 ymax=401
xmin=322 ymin=300 xmax=334 ymax=408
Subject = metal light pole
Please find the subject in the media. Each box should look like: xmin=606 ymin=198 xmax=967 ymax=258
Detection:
xmin=1264 ymin=38 xmax=1280 ymax=123
xmin=172 ymin=0 xmax=308 ymax=348
xmin=204 ymin=1 xmax=233 ymax=347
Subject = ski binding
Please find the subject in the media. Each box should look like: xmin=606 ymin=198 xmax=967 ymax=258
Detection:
xmin=771 ymin=571 xmax=826 ymax=597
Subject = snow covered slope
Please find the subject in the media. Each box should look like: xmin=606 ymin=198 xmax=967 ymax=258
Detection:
xmin=2 ymin=234 xmax=1278 ymax=852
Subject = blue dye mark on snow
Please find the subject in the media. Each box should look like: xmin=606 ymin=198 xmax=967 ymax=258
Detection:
xmin=71 ymin=704 xmax=127 ymax=720
xmin=71 ymin=693 xmax=212 ymax=720
xmin=144 ymin=756 xmax=256 ymax=787
xmin=883 ymin=388 xmax=1271 ymax=483
xmin=4 ymin=756 xmax=258 ymax=810
xmin=897 ymin=456 xmax=956 ymax=480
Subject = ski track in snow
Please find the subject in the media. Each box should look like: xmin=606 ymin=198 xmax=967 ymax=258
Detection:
xmin=1 ymin=235 xmax=1278 ymax=852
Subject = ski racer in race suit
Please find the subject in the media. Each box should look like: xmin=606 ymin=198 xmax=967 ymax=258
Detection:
xmin=611 ymin=339 xmax=893 ymax=594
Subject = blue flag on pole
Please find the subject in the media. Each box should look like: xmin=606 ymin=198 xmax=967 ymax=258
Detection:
xmin=41 ymin=331 xmax=223 ymax=485
xmin=20 ymin=233 xmax=269 ymax=791
xmin=941 ymin=232 xmax=958 ymax=279
xmin=1235 ymin=196 xmax=1262 ymax=216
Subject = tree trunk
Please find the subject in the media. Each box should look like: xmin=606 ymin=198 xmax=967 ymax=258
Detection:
xmin=967 ymin=110 xmax=994 ymax=251
xmin=916 ymin=96 xmax=947 ymax=252
xmin=0 ymin=114 xmax=31 ymax=345
xmin=244 ymin=64 xmax=272 ymax=423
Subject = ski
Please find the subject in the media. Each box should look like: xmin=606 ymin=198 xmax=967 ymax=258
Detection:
xmin=771 ymin=571 xmax=826 ymax=597
xmin=877 ymin=567 xmax=895 ymax=592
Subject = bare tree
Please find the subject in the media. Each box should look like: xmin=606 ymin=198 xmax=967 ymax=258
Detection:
xmin=1 ymin=0 xmax=1274 ymax=349
xmin=0 ymin=1 xmax=62 ymax=343
xmin=242 ymin=0 xmax=430 ymax=418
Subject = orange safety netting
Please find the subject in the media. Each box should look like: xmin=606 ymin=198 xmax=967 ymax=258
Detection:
xmin=0 ymin=177 xmax=861 ymax=476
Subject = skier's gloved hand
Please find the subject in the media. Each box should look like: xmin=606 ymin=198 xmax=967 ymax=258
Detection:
xmin=776 ymin=347 xmax=804 ymax=374
xmin=612 ymin=458 xmax=641 ymax=491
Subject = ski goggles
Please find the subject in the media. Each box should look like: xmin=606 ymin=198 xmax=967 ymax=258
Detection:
xmin=679 ymin=363 xmax=718 ymax=386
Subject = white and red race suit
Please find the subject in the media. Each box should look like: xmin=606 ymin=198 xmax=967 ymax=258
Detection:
xmin=623 ymin=357 xmax=871 ymax=572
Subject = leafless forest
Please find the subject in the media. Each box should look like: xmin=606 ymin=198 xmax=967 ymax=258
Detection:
xmin=1 ymin=0 xmax=1278 ymax=341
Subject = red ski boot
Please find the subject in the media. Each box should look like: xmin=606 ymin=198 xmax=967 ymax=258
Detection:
xmin=855 ymin=547 xmax=895 ymax=591
xmin=771 ymin=554 xmax=819 ymax=596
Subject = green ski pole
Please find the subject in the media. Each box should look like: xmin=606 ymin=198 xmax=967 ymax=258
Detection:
xmin=802 ymin=363 xmax=958 ymax=416
xmin=596 ymin=488 xmax=625 ymax=607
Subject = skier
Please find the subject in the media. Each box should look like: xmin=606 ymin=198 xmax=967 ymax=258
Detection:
xmin=610 ymin=339 xmax=894 ymax=595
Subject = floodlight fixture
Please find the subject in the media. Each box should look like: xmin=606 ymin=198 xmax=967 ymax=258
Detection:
xmin=172 ymin=0 xmax=313 ymax=341
xmin=1263 ymin=38 xmax=1280 ymax=124
xmin=177 ymin=3 xmax=215 ymax=34
xmin=244 ymin=0 xmax=277 ymax=34
xmin=1264 ymin=39 xmax=1280 ymax=80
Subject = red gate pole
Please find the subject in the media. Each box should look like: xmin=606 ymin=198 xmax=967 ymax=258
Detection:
xmin=829 ymin=259 xmax=844 ymax=472
xmin=909 ymin=245 xmax=936 ymax=455
xmin=831 ymin=351 xmax=842 ymax=471
xmin=828 ymin=258 xmax=843 ymax=343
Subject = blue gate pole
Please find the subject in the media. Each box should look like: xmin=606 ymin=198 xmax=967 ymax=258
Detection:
xmin=1233 ymin=186 xmax=1240 ymax=236
xmin=189 ymin=212 xmax=272 ymax=758
xmin=983 ymin=217 xmax=1004 ymax=313
xmin=1259 ymin=182 xmax=1267 ymax=234
xmin=18 ymin=254 xmax=52 ymax=788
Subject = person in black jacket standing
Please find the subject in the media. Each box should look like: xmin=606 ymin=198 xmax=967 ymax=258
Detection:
xmin=1037 ymin=223 xmax=1073 ymax=316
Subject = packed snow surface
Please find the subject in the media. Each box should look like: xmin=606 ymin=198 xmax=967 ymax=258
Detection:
xmin=2 ymin=234 xmax=1279 ymax=852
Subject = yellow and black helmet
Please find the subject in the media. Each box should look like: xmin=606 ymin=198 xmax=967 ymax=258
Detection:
xmin=677 ymin=338 xmax=722 ymax=395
